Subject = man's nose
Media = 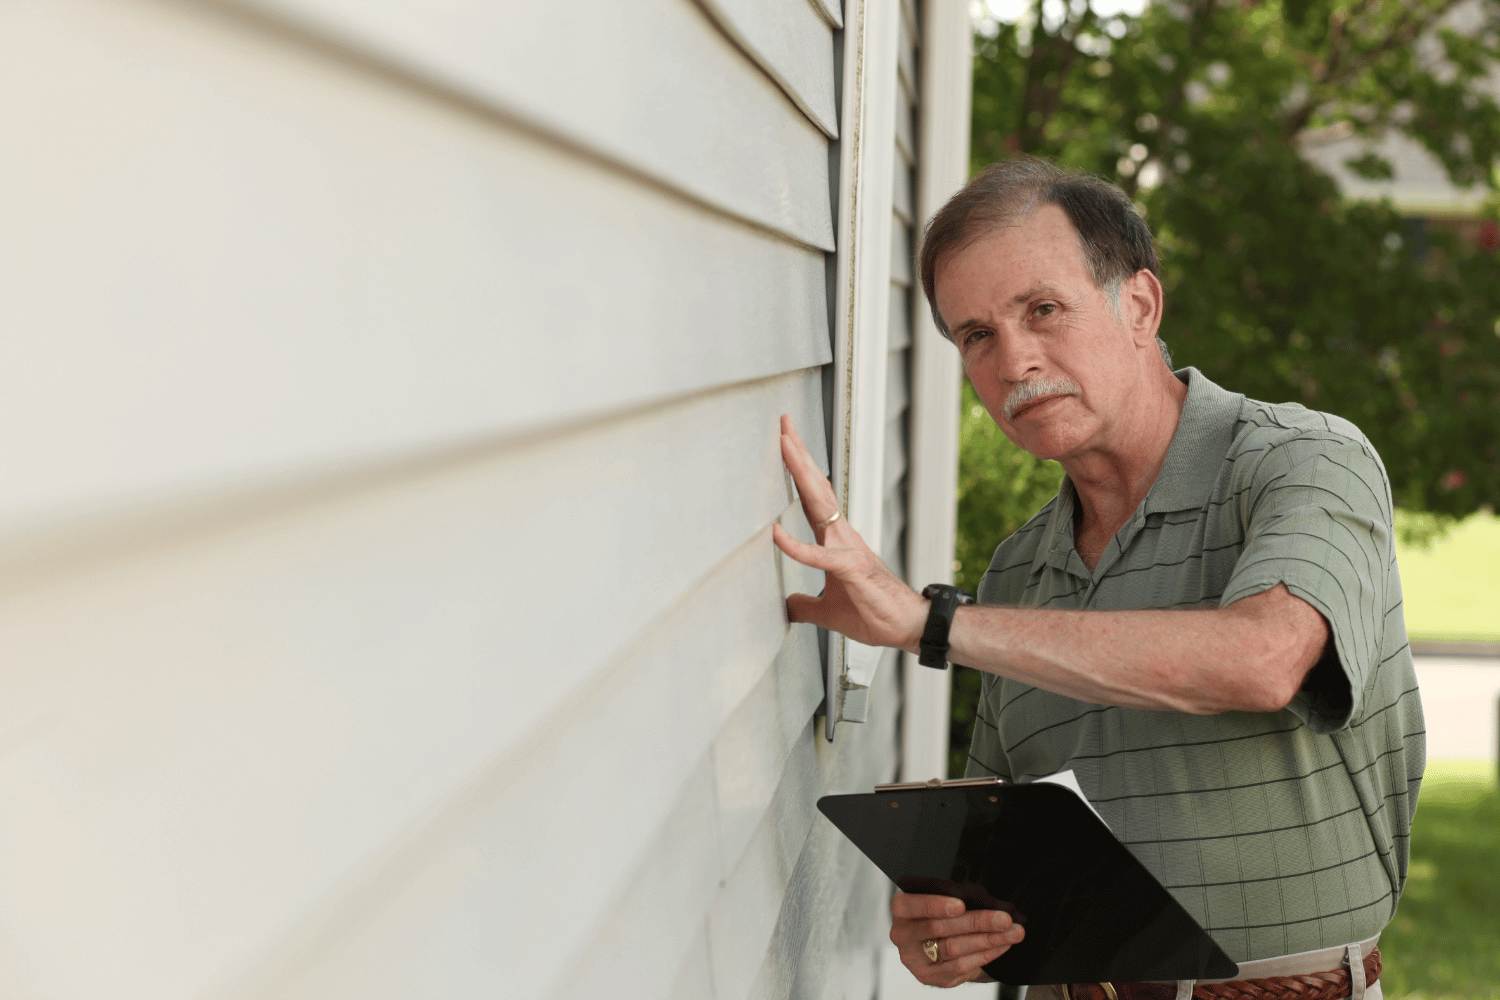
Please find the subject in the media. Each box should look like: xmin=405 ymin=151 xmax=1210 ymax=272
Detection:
xmin=992 ymin=329 xmax=1044 ymax=384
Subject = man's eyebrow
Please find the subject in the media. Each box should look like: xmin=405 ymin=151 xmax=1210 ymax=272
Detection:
xmin=1011 ymin=283 xmax=1060 ymax=305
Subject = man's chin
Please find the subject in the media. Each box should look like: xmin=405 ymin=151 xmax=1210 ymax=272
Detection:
xmin=1002 ymin=425 xmax=1080 ymax=463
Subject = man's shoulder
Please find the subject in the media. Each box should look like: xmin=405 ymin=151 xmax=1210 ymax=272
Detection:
xmin=1228 ymin=394 xmax=1381 ymax=471
xmin=1218 ymin=393 xmax=1394 ymax=521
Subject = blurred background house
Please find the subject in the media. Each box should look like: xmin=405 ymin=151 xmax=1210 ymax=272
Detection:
xmin=1299 ymin=0 xmax=1500 ymax=260
xmin=0 ymin=1 xmax=977 ymax=997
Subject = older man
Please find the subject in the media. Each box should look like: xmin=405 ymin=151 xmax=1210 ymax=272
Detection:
xmin=772 ymin=159 xmax=1423 ymax=999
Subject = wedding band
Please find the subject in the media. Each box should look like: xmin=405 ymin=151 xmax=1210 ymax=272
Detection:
xmin=923 ymin=939 xmax=940 ymax=963
xmin=815 ymin=510 xmax=841 ymax=530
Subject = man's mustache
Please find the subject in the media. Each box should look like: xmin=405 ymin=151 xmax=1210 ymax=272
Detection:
xmin=1003 ymin=376 xmax=1081 ymax=421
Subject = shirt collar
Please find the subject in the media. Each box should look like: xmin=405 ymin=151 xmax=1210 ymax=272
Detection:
xmin=1026 ymin=367 xmax=1243 ymax=579
xmin=1142 ymin=367 xmax=1244 ymax=515
xmin=1030 ymin=479 xmax=1087 ymax=578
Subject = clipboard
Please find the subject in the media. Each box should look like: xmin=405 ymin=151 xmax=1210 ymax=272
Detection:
xmin=817 ymin=777 xmax=1239 ymax=985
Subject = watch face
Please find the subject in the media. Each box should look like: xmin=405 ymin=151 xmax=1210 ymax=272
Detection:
xmin=922 ymin=583 xmax=975 ymax=604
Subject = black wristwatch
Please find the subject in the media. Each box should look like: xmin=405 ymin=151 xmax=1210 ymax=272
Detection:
xmin=918 ymin=584 xmax=975 ymax=669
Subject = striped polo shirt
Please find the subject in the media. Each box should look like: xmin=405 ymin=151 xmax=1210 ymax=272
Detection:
xmin=967 ymin=368 xmax=1426 ymax=962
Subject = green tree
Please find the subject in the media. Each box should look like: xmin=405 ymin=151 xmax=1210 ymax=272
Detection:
xmin=969 ymin=0 xmax=1500 ymax=518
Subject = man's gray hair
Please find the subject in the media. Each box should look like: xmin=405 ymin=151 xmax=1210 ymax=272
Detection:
xmin=918 ymin=156 xmax=1172 ymax=367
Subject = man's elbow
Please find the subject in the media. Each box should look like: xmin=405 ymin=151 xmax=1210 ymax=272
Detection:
xmin=1241 ymin=633 xmax=1324 ymax=713
xmin=1226 ymin=586 xmax=1330 ymax=714
xmin=1180 ymin=657 xmax=1302 ymax=715
xmin=1247 ymin=662 xmax=1304 ymax=714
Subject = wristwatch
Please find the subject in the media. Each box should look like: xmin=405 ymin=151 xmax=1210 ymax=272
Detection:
xmin=918 ymin=583 xmax=975 ymax=669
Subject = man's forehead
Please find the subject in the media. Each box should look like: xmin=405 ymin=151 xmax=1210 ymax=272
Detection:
xmin=935 ymin=205 xmax=1092 ymax=305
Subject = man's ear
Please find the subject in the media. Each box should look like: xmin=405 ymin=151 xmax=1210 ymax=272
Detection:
xmin=1122 ymin=269 xmax=1164 ymax=347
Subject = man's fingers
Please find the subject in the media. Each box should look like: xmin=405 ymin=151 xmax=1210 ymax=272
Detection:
xmin=780 ymin=413 xmax=807 ymax=451
xmin=891 ymin=893 xmax=966 ymax=921
xmin=785 ymin=592 xmax=823 ymax=625
xmin=933 ymin=944 xmax=1011 ymax=983
xmin=890 ymin=896 xmax=1016 ymax=945
xmin=900 ymin=942 xmax=1011 ymax=989
xmin=940 ymin=930 xmax=1023 ymax=960
xmin=903 ymin=931 xmax=1009 ymax=965
xmin=899 ymin=913 xmax=1017 ymax=945
xmin=772 ymin=523 xmax=839 ymax=571
xmin=778 ymin=416 xmax=839 ymax=521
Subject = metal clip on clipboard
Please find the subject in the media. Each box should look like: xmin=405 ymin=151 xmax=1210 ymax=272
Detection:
xmin=874 ymin=776 xmax=1008 ymax=793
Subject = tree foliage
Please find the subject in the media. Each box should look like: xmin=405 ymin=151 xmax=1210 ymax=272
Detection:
xmin=968 ymin=0 xmax=1500 ymax=519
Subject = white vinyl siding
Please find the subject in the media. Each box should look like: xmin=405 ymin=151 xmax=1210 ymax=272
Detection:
xmin=0 ymin=0 xmax=971 ymax=997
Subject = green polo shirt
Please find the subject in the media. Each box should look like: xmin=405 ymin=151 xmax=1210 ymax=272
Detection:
xmin=967 ymin=368 xmax=1425 ymax=962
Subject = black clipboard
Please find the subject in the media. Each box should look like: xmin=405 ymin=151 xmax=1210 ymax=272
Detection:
xmin=817 ymin=778 xmax=1239 ymax=985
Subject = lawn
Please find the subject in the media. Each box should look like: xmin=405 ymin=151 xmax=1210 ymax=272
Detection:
xmin=1379 ymin=759 xmax=1500 ymax=1000
xmin=1395 ymin=511 xmax=1500 ymax=641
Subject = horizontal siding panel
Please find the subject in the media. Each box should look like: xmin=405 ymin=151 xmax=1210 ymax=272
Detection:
xmin=809 ymin=0 xmax=845 ymax=29
xmin=0 ymin=0 xmax=829 ymax=541
xmin=746 ymin=661 xmax=900 ymax=1000
xmin=893 ymin=157 xmax=914 ymax=224
xmin=890 ymin=216 xmax=914 ymax=287
xmin=895 ymin=83 xmax=916 ymax=167
xmin=700 ymin=0 xmax=838 ymax=137
xmin=0 ymin=370 xmax=824 ymax=999
xmin=755 ymin=823 xmax=886 ymax=1000
xmin=668 ymin=927 xmax=718 ymax=1000
xmin=242 ymin=0 xmax=836 ymax=248
xmin=710 ymin=659 xmax=899 ymax=1000
xmin=712 ymin=625 xmax=825 ymax=872
xmin=885 ymin=414 xmax=909 ymax=492
xmin=559 ymin=622 xmax=823 ymax=1000
xmin=818 ymin=857 xmax=890 ymax=1000
xmin=886 ymin=348 xmax=911 ymax=418
xmin=882 ymin=483 xmax=908 ymax=575
xmin=214 ymin=520 xmax=814 ymax=1000
xmin=888 ymin=285 xmax=913 ymax=350
xmin=709 ymin=722 xmax=823 ymax=1000
xmin=554 ymin=761 xmax=726 ymax=1000
xmin=897 ymin=10 xmax=918 ymax=108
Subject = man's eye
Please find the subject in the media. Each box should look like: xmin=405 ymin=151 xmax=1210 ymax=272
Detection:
xmin=1034 ymin=303 xmax=1056 ymax=318
xmin=964 ymin=329 xmax=990 ymax=346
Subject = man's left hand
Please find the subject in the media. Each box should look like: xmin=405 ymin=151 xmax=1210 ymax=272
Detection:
xmin=889 ymin=893 xmax=1022 ymax=987
xmin=771 ymin=415 xmax=927 ymax=650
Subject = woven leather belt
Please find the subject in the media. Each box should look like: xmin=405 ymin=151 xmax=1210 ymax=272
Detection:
xmin=1060 ymin=945 xmax=1381 ymax=1000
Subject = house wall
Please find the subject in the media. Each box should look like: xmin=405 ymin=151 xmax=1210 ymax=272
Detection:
xmin=0 ymin=1 xmax=968 ymax=997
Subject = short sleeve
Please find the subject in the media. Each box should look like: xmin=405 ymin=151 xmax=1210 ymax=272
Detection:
xmin=1219 ymin=431 xmax=1393 ymax=733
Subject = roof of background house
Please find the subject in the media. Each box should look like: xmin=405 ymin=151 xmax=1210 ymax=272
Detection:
xmin=1298 ymin=0 xmax=1499 ymax=216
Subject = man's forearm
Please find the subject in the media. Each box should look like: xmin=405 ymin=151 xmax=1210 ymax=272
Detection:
xmin=937 ymin=584 xmax=1328 ymax=715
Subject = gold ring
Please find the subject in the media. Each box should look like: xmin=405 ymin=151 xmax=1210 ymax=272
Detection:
xmin=815 ymin=510 xmax=841 ymax=530
xmin=923 ymin=939 xmax=940 ymax=963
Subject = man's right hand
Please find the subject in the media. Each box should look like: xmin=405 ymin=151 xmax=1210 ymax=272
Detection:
xmin=889 ymin=892 xmax=1024 ymax=987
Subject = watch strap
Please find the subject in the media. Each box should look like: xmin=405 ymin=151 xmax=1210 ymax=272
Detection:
xmin=918 ymin=584 xmax=975 ymax=670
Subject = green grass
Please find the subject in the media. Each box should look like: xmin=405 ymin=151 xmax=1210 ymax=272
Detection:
xmin=1379 ymin=760 xmax=1500 ymax=999
xmin=1394 ymin=511 xmax=1500 ymax=641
